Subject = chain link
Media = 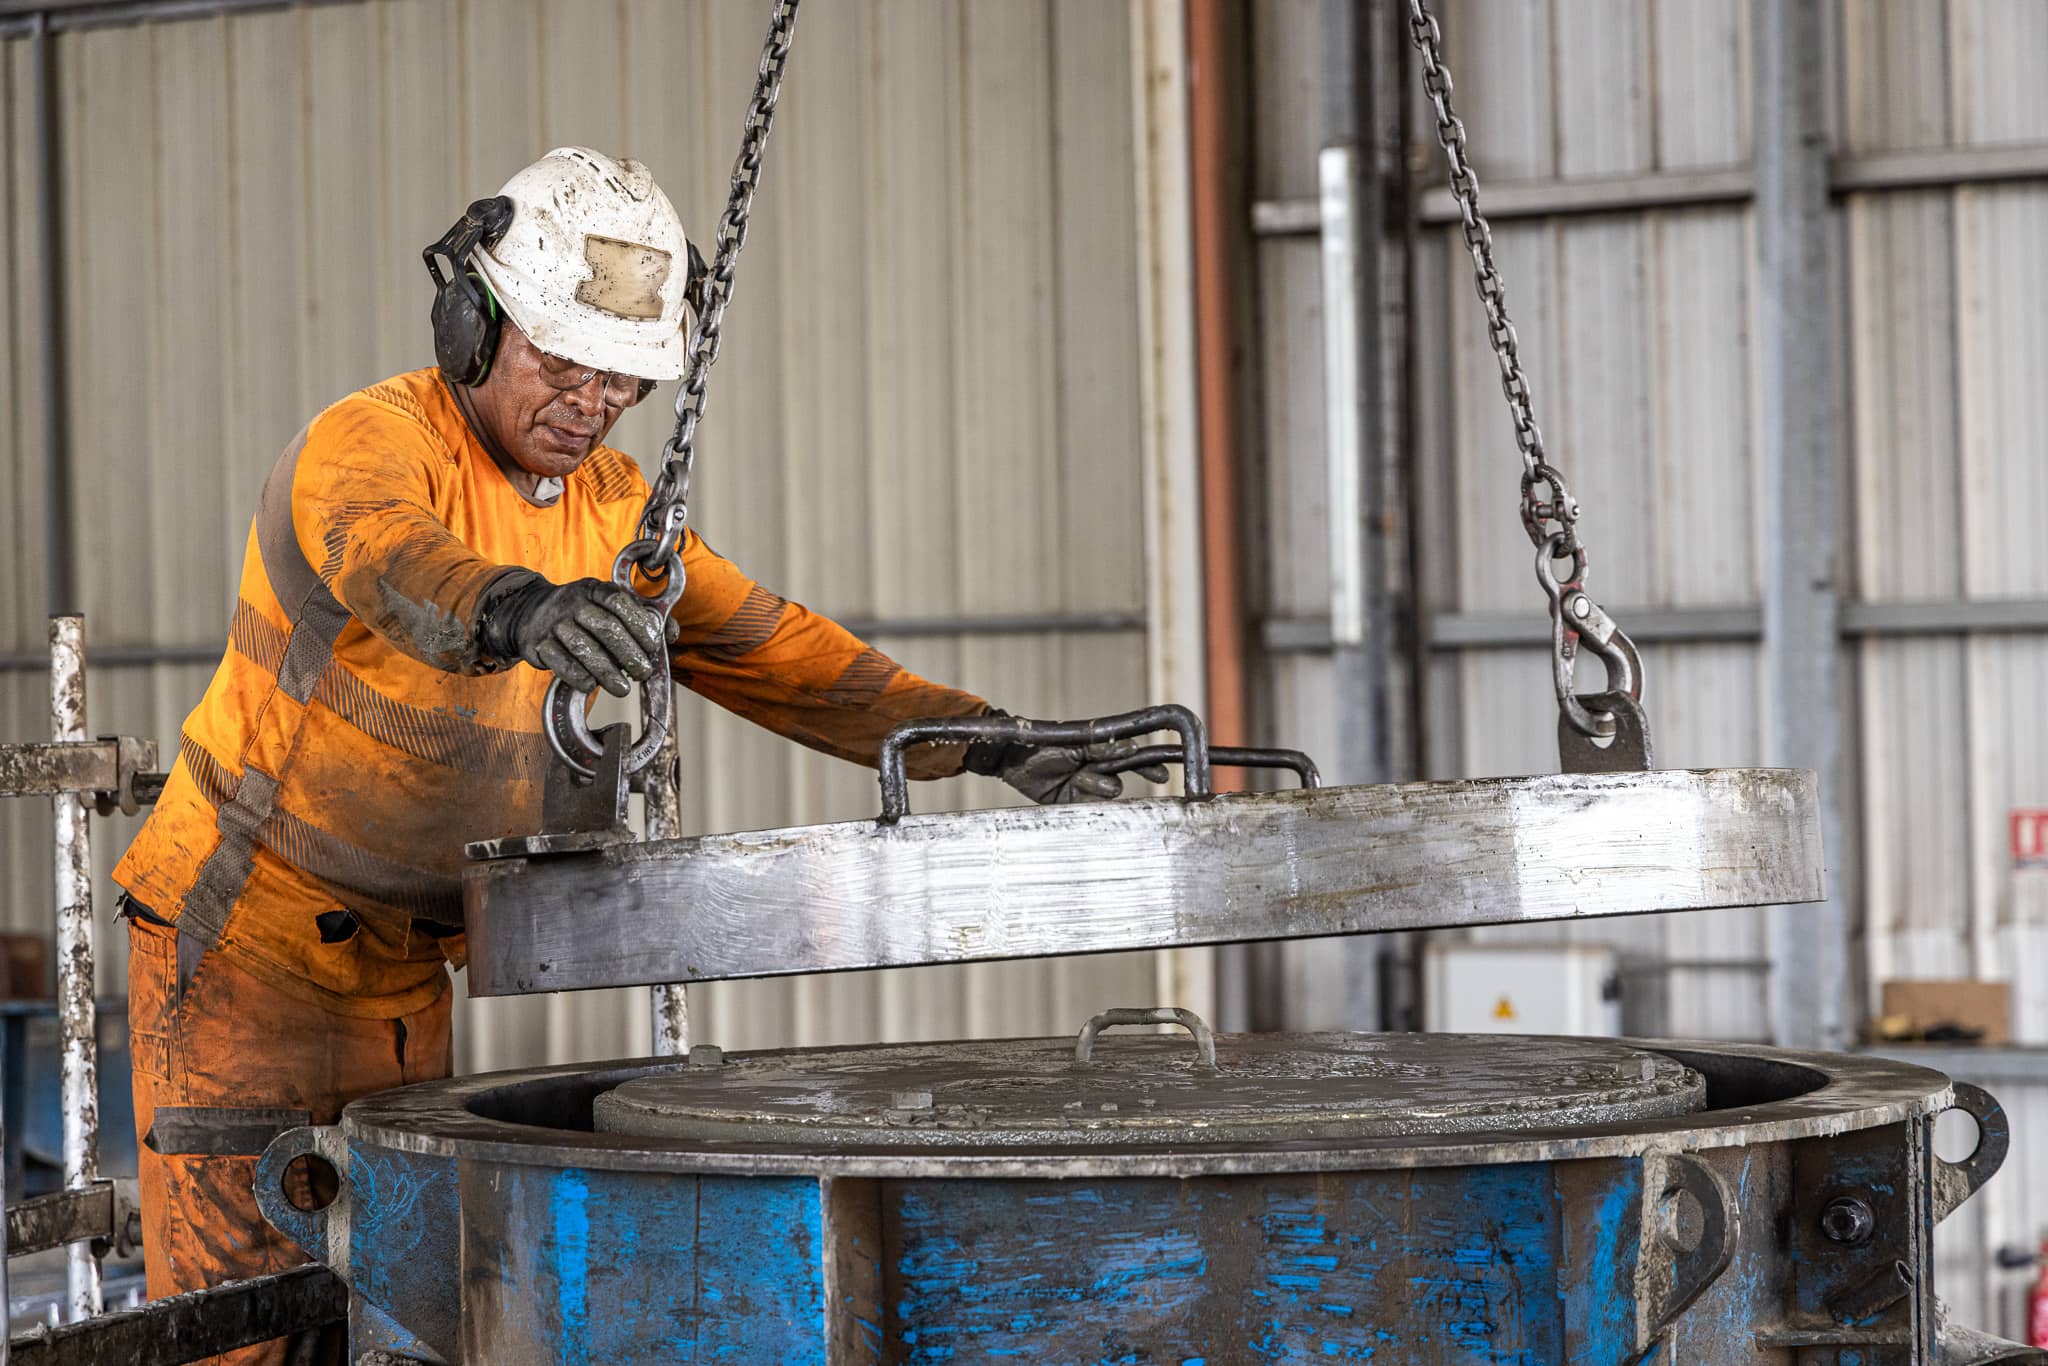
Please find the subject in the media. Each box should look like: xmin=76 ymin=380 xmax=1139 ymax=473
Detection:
xmin=544 ymin=0 xmax=801 ymax=779
xmin=1407 ymin=0 xmax=1645 ymax=745
xmin=1406 ymin=0 xmax=1574 ymax=557
xmin=632 ymin=0 xmax=801 ymax=572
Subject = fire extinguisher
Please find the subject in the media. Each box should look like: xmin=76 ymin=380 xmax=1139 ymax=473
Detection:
xmin=2032 ymin=1239 xmax=2048 ymax=1349
xmin=1997 ymin=1242 xmax=2048 ymax=1347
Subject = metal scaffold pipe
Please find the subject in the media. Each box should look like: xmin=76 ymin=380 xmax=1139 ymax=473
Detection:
xmin=645 ymin=727 xmax=687 ymax=1056
xmin=47 ymin=618 xmax=100 ymax=1322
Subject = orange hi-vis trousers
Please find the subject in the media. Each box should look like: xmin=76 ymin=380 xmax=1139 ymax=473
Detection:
xmin=126 ymin=916 xmax=451 ymax=1365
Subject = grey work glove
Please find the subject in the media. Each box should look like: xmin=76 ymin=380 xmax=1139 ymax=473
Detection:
xmin=962 ymin=713 xmax=1173 ymax=805
xmin=998 ymin=742 xmax=1173 ymax=804
xmin=478 ymin=571 xmax=674 ymax=697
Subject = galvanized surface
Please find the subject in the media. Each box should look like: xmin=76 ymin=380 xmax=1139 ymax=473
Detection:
xmin=45 ymin=618 xmax=97 ymax=1321
xmin=592 ymin=1032 xmax=1706 ymax=1148
xmin=464 ymin=766 xmax=1823 ymax=996
xmin=0 ymin=740 xmax=127 ymax=799
xmin=337 ymin=1037 xmax=1951 ymax=1179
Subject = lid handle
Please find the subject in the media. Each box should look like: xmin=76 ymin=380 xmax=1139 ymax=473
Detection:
xmin=1073 ymin=1006 xmax=1217 ymax=1070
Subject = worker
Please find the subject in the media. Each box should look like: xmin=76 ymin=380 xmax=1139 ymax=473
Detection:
xmin=110 ymin=147 xmax=1160 ymax=1364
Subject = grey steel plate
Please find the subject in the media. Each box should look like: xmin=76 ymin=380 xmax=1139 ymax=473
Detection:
xmin=591 ymin=1033 xmax=1706 ymax=1148
xmin=462 ymin=767 xmax=1822 ymax=998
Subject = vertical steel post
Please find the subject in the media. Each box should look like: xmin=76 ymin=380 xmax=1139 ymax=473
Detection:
xmin=33 ymin=12 xmax=72 ymax=618
xmin=1755 ymin=0 xmax=1848 ymax=1051
xmin=48 ymin=618 xmax=100 ymax=1320
xmin=1295 ymin=0 xmax=1409 ymax=1032
xmin=645 ymin=727 xmax=688 ymax=1056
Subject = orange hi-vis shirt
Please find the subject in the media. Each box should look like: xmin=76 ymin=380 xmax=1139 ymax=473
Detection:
xmin=113 ymin=368 xmax=988 ymax=1017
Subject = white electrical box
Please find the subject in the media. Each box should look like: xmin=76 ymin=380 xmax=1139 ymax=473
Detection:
xmin=1423 ymin=942 xmax=1622 ymax=1036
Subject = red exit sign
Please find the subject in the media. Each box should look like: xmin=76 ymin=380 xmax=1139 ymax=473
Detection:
xmin=2012 ymin=810 xmax=2048 ymax=867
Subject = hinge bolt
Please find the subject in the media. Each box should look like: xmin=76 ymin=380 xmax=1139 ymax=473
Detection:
xmin=1821 ymin=1196 xmax=1875 ymax=1245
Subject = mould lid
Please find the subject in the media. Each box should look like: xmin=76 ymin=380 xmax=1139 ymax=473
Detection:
xmin=592 ymin=1030 xmax=1706 ymax=1151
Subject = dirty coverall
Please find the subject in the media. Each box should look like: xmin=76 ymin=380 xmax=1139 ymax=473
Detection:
xmin=111 ymin=368 xmax=989 ymax=1363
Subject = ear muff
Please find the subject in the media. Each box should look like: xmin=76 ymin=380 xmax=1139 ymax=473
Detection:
xmin=423 ymin=196 xmax=515 ymax=387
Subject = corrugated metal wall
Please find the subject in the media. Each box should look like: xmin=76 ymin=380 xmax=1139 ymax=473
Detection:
xmin=1389 ymin=0 xmax=2048 ymax=1041
xmin=1409 ymin=0 xmax=1770 ymax=1040
xmin=1844 ymin=0 xmax=2048 ymax=1021
xmin=1390 ymin=0 xmax=2048 ymax=1335
xmin=0 ymin=0 xmax=1170 ymax=1075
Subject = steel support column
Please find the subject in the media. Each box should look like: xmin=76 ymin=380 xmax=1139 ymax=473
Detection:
xmin=1756 ymin=0 xmax=1848 ymax=1053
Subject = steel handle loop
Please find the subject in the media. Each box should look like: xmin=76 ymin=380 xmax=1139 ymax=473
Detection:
xmin=1073 ymin=1007 xmax=1217 ymax=1070
xmin=543 ymin=543 xmax=687 ymax=782
xmin=876 ymin=703 xmax=1210 ymax=825
xmin=1095 ymin=744 xmax=1321 ymax=790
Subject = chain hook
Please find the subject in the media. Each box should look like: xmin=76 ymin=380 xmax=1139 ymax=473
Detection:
xmin=1408 ymin=0 xmax=1650 ymax=767
xmin=1535 ymin=535 xmax=1642 ymax=743
xmin=534 ymin=0 xmax=801 ymax=785
xmin=543 ymin=543 xmax=689 ymax=781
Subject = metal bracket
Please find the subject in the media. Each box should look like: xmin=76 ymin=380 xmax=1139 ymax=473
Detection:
xmin=3 ymin=1176 xmax=140 ymax=1259
xmin=253 ymin=1124 xmax=349 ymax=1272
xmin=1931 ymin=1082 xmax=2009 ymax=1224
xmin=0 ymin=735 xmax=160 ymax=813
xmin=1559 ymin=691 xmax=1654 ymax=774
xmin=1633 ymin=1151 xmax=1739 ymax=1357
xmin=465 ymin=721 xmax=637 ymax=861
xmin=1931 ymin=1311 xmax=2048 ymax=1365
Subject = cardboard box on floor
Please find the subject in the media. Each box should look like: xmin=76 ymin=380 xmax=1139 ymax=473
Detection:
xmin=1878 ymin=979 xmax=2012 ymax=1045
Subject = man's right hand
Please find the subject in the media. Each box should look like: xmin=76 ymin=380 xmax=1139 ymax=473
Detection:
xmin=478 ymin=572 xmax=672 ymax=696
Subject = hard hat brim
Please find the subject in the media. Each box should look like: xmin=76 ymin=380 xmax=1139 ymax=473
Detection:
xmin=472 ymin=247 xmax=690 ymax=383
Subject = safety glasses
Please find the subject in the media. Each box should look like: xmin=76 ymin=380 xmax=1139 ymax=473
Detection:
xmin=534 ymin=348 xmax=660 ymax=407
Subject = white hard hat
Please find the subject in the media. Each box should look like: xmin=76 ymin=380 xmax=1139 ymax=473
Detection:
xmin=471 ymin=147 xmax=694 ymax=382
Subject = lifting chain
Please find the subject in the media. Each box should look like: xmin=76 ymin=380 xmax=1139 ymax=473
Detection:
xmin=1405 ymin=0 xmax=1649 ymax=766
xmin=546 ymin=0 xmax=802 ymax=780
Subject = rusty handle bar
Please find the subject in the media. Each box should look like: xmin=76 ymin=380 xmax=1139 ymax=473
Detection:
xmin=877 ymin=703 xmax=1209 ymax=824
xmin=1095 ymin=744 xmax=1321 ymax=791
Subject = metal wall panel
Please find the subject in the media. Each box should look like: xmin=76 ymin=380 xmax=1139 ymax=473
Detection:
xmin=1400 ymin=0 xmax=2048 ymax=1313
xmin=1840 ymin=1 xmax=2048 ymax=1046
xmin=1413 ymin=1 xmax=1768 ymax=1041
xmin=0 ymin=0 xmax=1163 ymax=1073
